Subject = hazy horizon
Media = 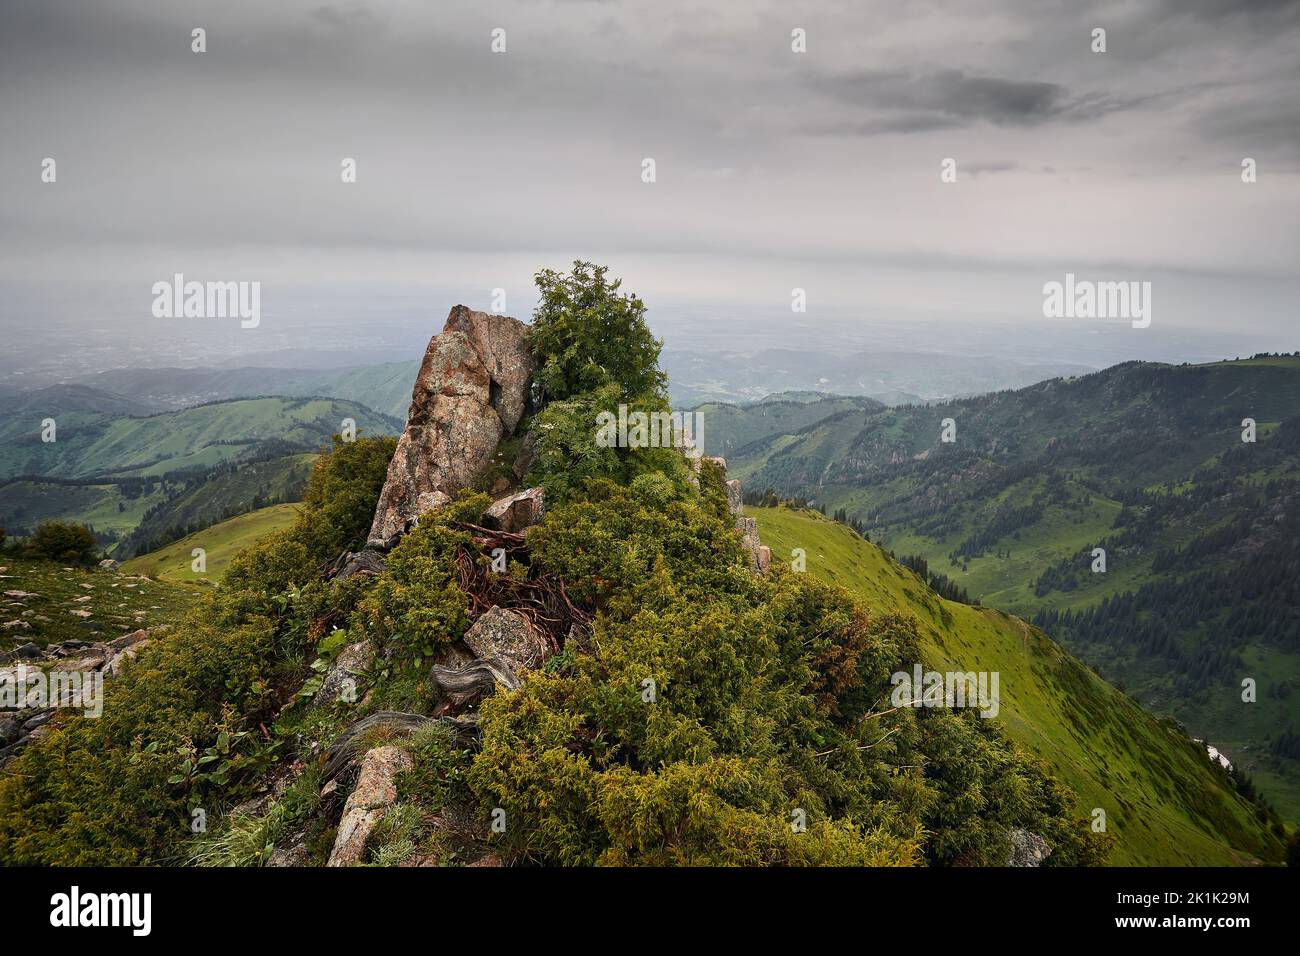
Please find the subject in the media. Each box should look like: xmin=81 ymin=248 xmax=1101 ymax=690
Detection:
xmin=2 ymin=0 xmax=1296 ymax=383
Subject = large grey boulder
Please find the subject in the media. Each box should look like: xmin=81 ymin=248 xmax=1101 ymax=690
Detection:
xmin=367 ymin=306 xmax=535 ymax=549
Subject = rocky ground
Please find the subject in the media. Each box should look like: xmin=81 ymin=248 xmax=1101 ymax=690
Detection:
xmin=0 ymin=557 xmax=200 ymax=650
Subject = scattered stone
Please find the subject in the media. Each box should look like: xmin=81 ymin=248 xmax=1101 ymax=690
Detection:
xmin=0 ymin=717 xmax=21 ymax=745
xmin=3 ymin=591 xmax=38 ymax=600
xmin=1006 ymin=828 xmax=1053 ymax=867
xmin=266 ymin=838 xmax=311 ymax=868
xmin=14 ymin=643 xmax=41 ymax=659
xmin=1 ymin=620 xmax=30 ymax=631
xmin=327 ymin=746 xmax=413 ymax=867
xmin=483 ymin=487 xmax=545 ymax=533
xmin=98 ymin=559 xmax=120 ymax=571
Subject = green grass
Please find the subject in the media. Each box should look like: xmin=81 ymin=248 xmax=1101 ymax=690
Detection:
xmin=753 ymin=506 xmax=1285 ymax=866
xmin=0 ymin=556 xmax=201 ymax=648
xmin=121 ymin=503 xmax=301 ymax=584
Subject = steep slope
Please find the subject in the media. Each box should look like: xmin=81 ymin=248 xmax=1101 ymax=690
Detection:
xmin=754 ymin=506 xmax=1286 ymax=866
xmin=736 ymin=357 xmax=1300 ymax=818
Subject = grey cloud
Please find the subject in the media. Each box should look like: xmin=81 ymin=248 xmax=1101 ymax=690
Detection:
xmin=806 ymin=68 xmax=1147 ymax=132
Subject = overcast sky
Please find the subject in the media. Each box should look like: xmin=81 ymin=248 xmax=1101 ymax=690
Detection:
xmin=1 ymin=0 xmax=1297 ymax=343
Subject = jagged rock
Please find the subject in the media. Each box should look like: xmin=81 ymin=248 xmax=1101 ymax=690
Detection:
xmin=442 ymin=305 xmax=534 ymax=432
xmin=327 ymin=745 xmax=413 ymax=867
xmin=725 ymin=479 xmax=743 ymax=516
xmin=98 ymin=559 xmax=120 ymax=571
xmin=705 ymin=456 xmax=727 ymax=471
xmin=1006 ymin=828 xmax=1053 ymax=867
xmin=312 ymin=640 xmax=374 ymax=707
xmin=333 ymin=550 xmax=388 ymax=583
xmin=736 ymin=516 xmax=766 ymax=573
xmin=462 ymin=605 xmax=547 ymax=672
xmin=367 ymin=307 xmax=535 ymax=549
xmin=13 ymin=643 xmax=41 ymax=659
xmin=483 ymin=487 xmax=545 ymax=534
xmin=756 ymin=545 xmax=772 ymax=573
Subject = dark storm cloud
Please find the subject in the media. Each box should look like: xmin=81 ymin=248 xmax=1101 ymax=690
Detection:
xmin=806 ymin=68 xmax=1152 ymax=132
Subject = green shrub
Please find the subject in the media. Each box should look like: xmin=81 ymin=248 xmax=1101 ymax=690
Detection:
xmin=26 ymin=520 xmax=98 ymax=564
xmin=528 ymin=261 xmax=667 ymax=404
xmin=357 ymin=492 xmax=487 ymax=661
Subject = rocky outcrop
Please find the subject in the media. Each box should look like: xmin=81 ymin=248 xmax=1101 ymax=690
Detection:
xmin=725 ymin=479 xmax=743 ymax=516
xmin=367 ymin=306 xmax=535 ymax=550
xmin=1006 ymin=828 xmax=1053 ymax=867
xmin=327 ymin=745 xmax=412 ymax=867
xmin=483 ymin=487 xmax=545 ymax=534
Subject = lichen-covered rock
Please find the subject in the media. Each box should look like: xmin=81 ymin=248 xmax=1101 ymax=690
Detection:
xmin=327 ymin=745 xmax=413 ymax=867
xmin=484 ymin=487 xmax=545 ymax=533
xmin=312 ymin=639 xmax=374 ymax=707
xmin=367 ymin=307 xmax=535 ymax=549
xmin=462 ymin=605 xmax=547 ymax=671
xmin=1006 ymin=828 xmax=1053 ymax=867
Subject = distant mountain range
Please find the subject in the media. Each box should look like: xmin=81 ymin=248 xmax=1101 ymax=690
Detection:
xmin=49 ymin=346 xmax=1094 ymax=419
xmin=663 ymin=347 xmax=1094 ymax=407
xmin=0 ymin=393 xmax=399 ymax=557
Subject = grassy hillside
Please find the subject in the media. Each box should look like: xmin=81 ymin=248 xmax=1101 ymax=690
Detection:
xmin=0 ymin=396 xmax=401 ymax=481
xmin=736 ymin=356 xmax=1300 ymax=819
xmin=0 ymin=556 xmax=201 ymax=649
xmin=121 ymin=503 xmax=301 ymax=584
xmin=754 ymin=506 xmax=1287 ymax=866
